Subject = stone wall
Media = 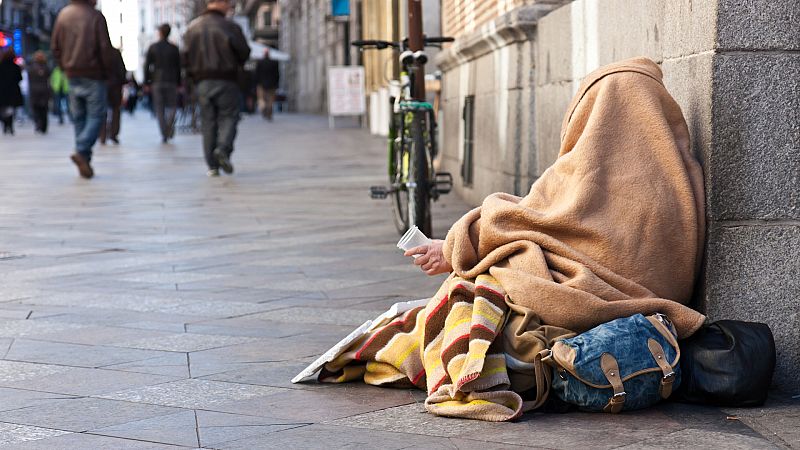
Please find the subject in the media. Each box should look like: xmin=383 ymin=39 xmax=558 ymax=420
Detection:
xmin=436 ymin=0 xmax=799 ymax=390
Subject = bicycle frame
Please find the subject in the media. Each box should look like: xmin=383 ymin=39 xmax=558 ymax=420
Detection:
xmin=352 ymin=5 xmax=453 ymax=235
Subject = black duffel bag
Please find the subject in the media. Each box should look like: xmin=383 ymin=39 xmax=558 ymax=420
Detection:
xmin=674 ymin=320 xmax=775 ymax=407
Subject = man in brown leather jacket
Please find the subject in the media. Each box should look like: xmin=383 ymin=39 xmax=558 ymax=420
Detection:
xmin=52 ymin=0 xmax=116 ymax=179
xmin=183 ymin=0 xmax=250 ymax=177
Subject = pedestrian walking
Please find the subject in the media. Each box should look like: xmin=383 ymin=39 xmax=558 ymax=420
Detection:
xmin=0 ymin=49 xmax=23 ymax=135
xmin=255 ymin=48 xmax=279 ymax=121
xmin=50 ymin=66 xmax=70 ymax=124
xmin=99 ymin=48 xmax=126 ymax=145
xmin=51 ymin=0 xmax=117 ymax=179
xmin=123 ymin=73 xmax=140 ymax=115
xmin=183 ymin=0 xmax=250 ymax=177
xmin=27 ymin=51 xmax=52 ymax=134
xmin=19 ymin=67 xmax=30 ymax=125
xmin=144 ymin=23 xmax=182 ymax=143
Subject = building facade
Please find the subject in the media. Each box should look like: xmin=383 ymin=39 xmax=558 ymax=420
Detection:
xmin=97 ymin=0 xmax=194 ymax=77
xmin=279 ymin=0 xmax=354 ymax=114
xmin=0 ymin=0 xmax=70 ymax=59
xmin=435 ymin=0 xmax=799 ymax=390
xmin=278 ymin=0 xmax=440 ymax=134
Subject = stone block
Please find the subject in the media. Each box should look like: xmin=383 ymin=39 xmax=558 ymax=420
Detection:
xmin=438 ymin=94 xmax=462 ymax=166
xmin=703 ymin=224 xmax=800 ymax=391
xmin=709 ymin=53 xmax=800 ymax=221
xmin=498 ymin=40 xmax=530 ymax=91
xmin=536 ymin=3 xmax=574 ymax=84
xmin=593 ymin=0 xmax=664 ymax=66
xmin=534 ymin=82 xmax=573 ymax=175
xmin=474 ymin=52 xmax=499 ymax=95
xmin=717 ymin=0 xmax=800 ymax=51
xmin=472 ymin=91 xmax=503 ymax=173
xmin=661 ymin=53 xmax=714 ymax=166
xmin=97 ymin=379 xmax=286 ymax=410
xmin=0 ymin=397 xmax=181 ymax=433
xmin=440 ymin=65 xmax=460 ymax=102
xmin=0 ymin=423 xmax=69 ymax=447
xmin=538 ymin=0 xmax=665 ymax=85
xmin=660 ymin=0 xmax=717 ymax=58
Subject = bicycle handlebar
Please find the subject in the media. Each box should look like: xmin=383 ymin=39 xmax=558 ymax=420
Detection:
xmin=352 ymin=36 xmax=455 ymax=51
xmin=424 ymin=36 xmax=455 ymax=44
xmin=351 ymin=40 xmax=399 ymax=50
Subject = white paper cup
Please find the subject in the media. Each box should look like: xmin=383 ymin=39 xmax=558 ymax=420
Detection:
xmin=397 ymin=226 xmax=431 ymax=257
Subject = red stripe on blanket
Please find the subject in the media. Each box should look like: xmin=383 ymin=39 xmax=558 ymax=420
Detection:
xmin=441 ymin=333 xmax=469 ymax=356
xmin=474 ymin=285 xmax=504 ymax=299
xmin=425 ymin=294 xmax=449 ymax=324
xmin=456 ymin=371 xmax=480 ymax=390
xmin=471 ymin=323 xmax=497 ymax=335
xmin=430 ymin=373 xmax=448 ymax=394
xmin=355 ymin=309 xmax=418 ymax=361
xmin=411 ymin=368 xmax=426 ymax=386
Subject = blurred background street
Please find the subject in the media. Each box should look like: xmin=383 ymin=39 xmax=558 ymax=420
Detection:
xmin=0 ymin=0 xmax=797 ymax=447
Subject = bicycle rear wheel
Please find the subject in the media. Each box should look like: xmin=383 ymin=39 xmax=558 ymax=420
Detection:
xmin=407 ymin=114 xmax=432 ymax=236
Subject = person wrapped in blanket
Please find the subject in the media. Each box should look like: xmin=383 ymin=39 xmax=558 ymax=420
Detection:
xmin=319 ymin=57 xmax=707 ymax=422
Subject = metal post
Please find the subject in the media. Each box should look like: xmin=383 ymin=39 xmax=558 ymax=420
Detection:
xmin=407 ymin=0 xmax=425 ymax=101
xmin=343 ymin=20 xmax=350 ymax=66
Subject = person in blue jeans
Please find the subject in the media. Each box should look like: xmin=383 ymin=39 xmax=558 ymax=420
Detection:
xmin=51 ymin=0 xmax=117 ymax=179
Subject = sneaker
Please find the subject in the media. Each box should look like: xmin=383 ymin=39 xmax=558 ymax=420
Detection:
xmin=213 ymin=148 xmax=234 ymax=174
xmin=206 ymin=168 xmax=220 ymax=177
xmin=70 ymin=153 xmax=94 ymax=179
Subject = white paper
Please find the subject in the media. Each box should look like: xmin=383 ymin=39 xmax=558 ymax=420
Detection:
xmin=291 ymin=298 xmax=429 ymax=383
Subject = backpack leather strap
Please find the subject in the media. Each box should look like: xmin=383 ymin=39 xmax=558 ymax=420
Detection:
xmin=647 ymin=338 xmax=676 ymax=399
xmin=600 ymin=353 xmax=626 ymax=413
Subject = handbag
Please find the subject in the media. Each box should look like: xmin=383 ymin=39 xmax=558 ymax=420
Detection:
xmin=542 ymin=313 xmax=680 ymax=413
xmin=674 ymin=319 xmax=775 ymax=406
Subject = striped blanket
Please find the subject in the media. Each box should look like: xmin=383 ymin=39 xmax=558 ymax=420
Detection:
xmin=320 ymin=274 xmax=542 ymax=421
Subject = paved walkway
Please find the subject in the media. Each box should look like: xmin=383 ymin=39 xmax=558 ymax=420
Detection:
xmin=0 ymin=113 xmax=796 ymax=449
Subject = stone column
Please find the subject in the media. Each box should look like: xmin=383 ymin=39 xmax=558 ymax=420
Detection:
xmin=700 ymin=0 xmax=800 ymax=391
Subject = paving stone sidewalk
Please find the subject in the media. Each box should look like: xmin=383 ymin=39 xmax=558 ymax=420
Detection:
xmin=0 ymin=113 xmax=797 ymax=449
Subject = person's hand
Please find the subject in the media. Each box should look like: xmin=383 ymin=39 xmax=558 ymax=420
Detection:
xmin=404 ymin=239 xmax=452 ymax=276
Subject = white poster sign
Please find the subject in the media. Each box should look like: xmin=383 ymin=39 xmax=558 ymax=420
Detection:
xmin=328 ymin=66 xmax=366 ymax=117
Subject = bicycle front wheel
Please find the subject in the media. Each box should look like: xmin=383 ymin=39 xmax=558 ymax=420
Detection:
xmin=407 ymin=115 xmax=432 ymax=237
xmin=390 ymin=136 xmax=410 ymax=235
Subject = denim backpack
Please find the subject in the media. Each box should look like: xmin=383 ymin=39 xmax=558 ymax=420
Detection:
xmin=541 ymin=313 xmax=680 ymax=413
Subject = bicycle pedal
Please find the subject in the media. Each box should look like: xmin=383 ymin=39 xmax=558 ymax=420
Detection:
xmin=434 ymin=172 xmax=453 ymax=195
xmin=369 ymin=186 xmax=390 ymax=199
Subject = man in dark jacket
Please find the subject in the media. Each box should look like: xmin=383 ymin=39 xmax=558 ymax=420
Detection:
xmin=0 ymin=49 xmax=24 ymax=135
xmin=183 ymin=0 xmax=250 ymax=177
xmin=27 ymin=51 xmax=52 ymax=134
xmin=144 ymin=23 xmax=182 ymax=143
xmin=99 ymin=48 xmax=127 ymax=144
xmin=255 ymin=48 xmax=279 ymax=121
xmin=52 ymin=0 xmax=116 ymax=179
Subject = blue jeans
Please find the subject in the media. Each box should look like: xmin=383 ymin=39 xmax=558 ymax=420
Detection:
xmin=68 ymin=78 xmax=107 ymax=161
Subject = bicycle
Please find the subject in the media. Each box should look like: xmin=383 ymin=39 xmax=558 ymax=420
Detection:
xmin=352 ymin=34 xmax=454 ymax=237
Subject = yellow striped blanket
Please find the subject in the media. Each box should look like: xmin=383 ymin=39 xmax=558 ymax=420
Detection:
xmin=319 ymin=274 xmax=533 ymax=421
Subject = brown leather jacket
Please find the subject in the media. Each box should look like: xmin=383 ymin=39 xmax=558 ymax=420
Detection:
xmin=183 ymin=10 xmax=250 ymax=82
xmin=51 ymin=1 xmax=116 ymax=80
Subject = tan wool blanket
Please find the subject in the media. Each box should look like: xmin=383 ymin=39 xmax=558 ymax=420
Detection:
xmin=320 ymin=57 xmax=707 ymax=421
